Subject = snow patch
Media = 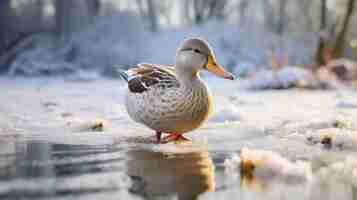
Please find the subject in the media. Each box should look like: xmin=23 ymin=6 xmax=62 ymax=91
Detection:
xmin=245 ymin=66 xmax=318 ymax=90
xmin=225 ymin=147 xmax=309 ymax=183
xmin=209 ymin=105 xmax=241 ymax=123
xmin=306 ymin=128 xmax=357 ymax=150
xmin=308 ymin=154 xmax=357 ymax=195
xmin=66 ymin=118 xmax=109 ymax=132
xmin=336 ymin=101 xmax=357 ymax=109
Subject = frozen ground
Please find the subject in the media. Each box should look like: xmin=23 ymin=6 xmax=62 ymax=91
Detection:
xmin=1 ymin=77 xmax=357 ymax=199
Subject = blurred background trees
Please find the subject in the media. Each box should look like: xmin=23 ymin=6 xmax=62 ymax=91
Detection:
xmin=0 ymin=0 xmax=357 ymax=76
xmin=55 ymin=0 xmax=98 ymax=42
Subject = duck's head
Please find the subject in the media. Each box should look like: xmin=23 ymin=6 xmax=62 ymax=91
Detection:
xmin=176 ymin=38 xmax=235 ymax=80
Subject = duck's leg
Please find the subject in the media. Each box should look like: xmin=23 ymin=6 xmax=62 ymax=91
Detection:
xmin=155 ymin=131 xmax=162 ymax=143
xmin=162 ymin=133 xmax=191 ymax=143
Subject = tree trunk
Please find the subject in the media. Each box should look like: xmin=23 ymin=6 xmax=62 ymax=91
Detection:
xmin=55 ymin=0 xmax=93 ymax=42
xmin=0 ymin=0 xmax=13 ymax=57
xmin=33 ymin=0 xmax=44 ymax=31
xmin=238 ymin=0 xmax=248 ymax=25
xmin=276 ymin=0 xmax=288 ymax=35
xmin=315 ymin=0 xmax=328 ymax=67
xmin=193 ymin=0 xmax=204 ymax=24
xmin=147 ymin=0 xmax=159 ymax=32
xmin=0 ymin=0 xmax=15 ymax=72
xmin=332 ymin=0 xmax=356 ymax=59
xmin=136 ymin=0 xmax=146 ymax=18
xmin=181 ymin=0 xmax=191 ymax=24
xmin=207 ymin=0 xmax=226 ymax=20
xmin=87 ymin=0 xmax=100 ymax=17
xmin=262 ymin=0 xmax=275 ymax=31
xmin=299 ymin=0 xmax=314 ymax=32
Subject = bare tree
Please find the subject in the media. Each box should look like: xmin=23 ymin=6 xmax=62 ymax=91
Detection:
xmin=136 ymin=0 xmax=145 ymax=18
xmin=207 ymin=0 xmax=227 ymax=20
xmin=156 ymin=1 xmax=174 ymax=25
xmin=0 ymin=0 xmax=13 ymax=57
xmin=147 ymin=0 xmax=159 ymax=32
xmin=17 ymin=0 xmax=46 ymax=33
xmin=0 ymin=0 xmax=14 ymax=72
xmin=276 ymin=0 xmax=288 ymax=35
xmin=261 ymin=0 xmax=275 ymax=30
xmin=87 ymin=0 xmax=101 ymax=17
xmin=192 ymin=0 xmax=228 ymax=24
xmin=238 ymin=0 xmax=249 ymax=25
xmin=135 ymin=0 xmax=159 ymax=32
xmin=261 ymin=0 xmax=289 ymax=34
xmin=315 ymin=0 xmax=328 ymax=67
xmin=0 ymin=0 xmax=51 ymax=72
xmin=193 ymin=0 xmax=204 ymax=24
xmin=298 ymin=0 xmax=316 ymax=32
xmin=181 ymin=0 xmax=191 ymax=24
xmin=32 ymin=0 xmax=44 ymax=31
xmin=332 ymin=0 xmax=356 ymax=59
xmin=179 ymin=0 xmax=228 ymax=25
xmin=55 ymin=0 xmax=94 ymax=42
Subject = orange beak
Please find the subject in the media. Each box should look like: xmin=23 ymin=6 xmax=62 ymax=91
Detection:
xmin=206 ymin=55 xmax=235 ymax=80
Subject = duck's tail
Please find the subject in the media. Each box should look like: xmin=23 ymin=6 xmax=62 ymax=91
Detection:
xmin=117 ymin=70 xmax=129 ymax=82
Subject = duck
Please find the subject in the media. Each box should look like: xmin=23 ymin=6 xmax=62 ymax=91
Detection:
xmin=119 ymin=38 xmax=234 ymax=143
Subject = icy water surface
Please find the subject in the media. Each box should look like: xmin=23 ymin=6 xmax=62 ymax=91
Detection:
xmin=0 ymin=134 xmax=217 ymax=200
xmin=0 ymin=133 xmax=290 ymax=200
xmin=1 ymin=132 xmax=356 ymax=200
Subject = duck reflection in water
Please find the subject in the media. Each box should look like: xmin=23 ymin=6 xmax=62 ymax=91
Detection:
xmin=127 ymin=146 xmax=215 ymax=200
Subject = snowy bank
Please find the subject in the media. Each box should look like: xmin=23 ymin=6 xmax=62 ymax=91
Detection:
xmin=224 ymin=147 xmax=309 ymax=184
xmin=244 ymin=66 xmax=326 ymax=90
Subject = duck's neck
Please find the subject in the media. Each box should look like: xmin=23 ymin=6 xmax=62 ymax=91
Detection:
xmin=176 ymin=65 xmax=200 ymax=81
xmin=176 ymin=68 xmax=202 ymax=88
xmin=176 ymin=67 xmax=212 ymax=117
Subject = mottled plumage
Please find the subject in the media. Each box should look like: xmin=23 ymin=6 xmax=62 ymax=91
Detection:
xmin=125 ymin=63 xmax=179 ymax=93
xmin=120 ymin=38 xmax=235 ymax=143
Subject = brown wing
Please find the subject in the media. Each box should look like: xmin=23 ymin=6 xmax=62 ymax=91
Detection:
xmin=126 ymin=63 xmax=179 ymax=93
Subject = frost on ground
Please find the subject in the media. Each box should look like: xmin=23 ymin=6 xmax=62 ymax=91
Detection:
xmin=225 ymin=147 xmax=309 ymax=183
xmin=220 ymin=147 xmax=357 ymax=200
xmin=336 ymin=101 xmax=357 ymax=109
xmin=243 ymin=66 xmax=344 ymax=90
xmin=306 ymin=128 xmax=357 ymax=150
xmin=244 ymin=66 xmax=316 ymax=90
xmin=209 ymin=105 xmax=241 ymax=123
xmin=2 ymin=78 xmax=357 ymax=199
xmin=66 ymin=118 xmax=108 ymax=132
xmin=2 ymin=77 xmax=357 ymax=146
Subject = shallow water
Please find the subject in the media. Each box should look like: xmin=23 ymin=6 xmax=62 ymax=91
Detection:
xmin=1 ymin=133 xmax=355 ymax=200
xmin=0 ymin=133 xmax=219 ymax=199
xmin=0 ymin=135 xmax=256 ymax=200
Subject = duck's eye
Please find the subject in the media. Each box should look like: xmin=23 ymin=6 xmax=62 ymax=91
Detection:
xmin=193 ymin=49 xmax=201 ymax=54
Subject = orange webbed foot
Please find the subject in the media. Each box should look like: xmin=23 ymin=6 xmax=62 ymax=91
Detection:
xmin=162 ymin=133 xmax=191 ymax=143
